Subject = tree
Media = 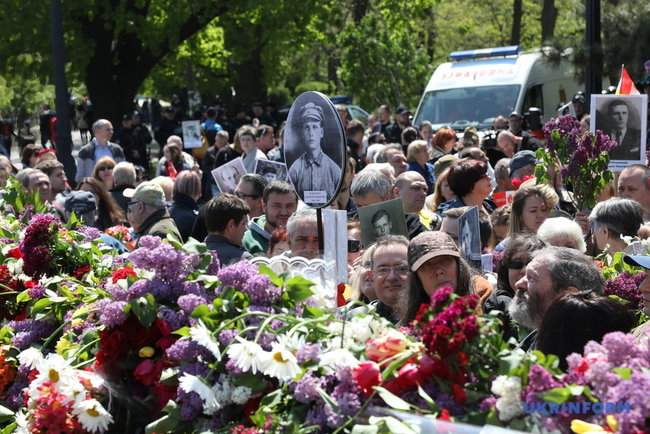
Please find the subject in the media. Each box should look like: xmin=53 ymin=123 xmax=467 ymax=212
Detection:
xmin=511 ymin=0 xmax=523 ymax=45
xmin=541 ymin=0 xmax=558 ymax=43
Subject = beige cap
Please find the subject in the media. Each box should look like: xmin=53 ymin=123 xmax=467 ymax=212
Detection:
xmin=123 ymin=181 xmax=166 ymax=207
xmin=408 ymin=231 xmax=460 ymax=272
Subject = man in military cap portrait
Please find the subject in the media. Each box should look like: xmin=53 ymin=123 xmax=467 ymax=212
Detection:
xmin=288 ymin=102 xmax=342 ymax=204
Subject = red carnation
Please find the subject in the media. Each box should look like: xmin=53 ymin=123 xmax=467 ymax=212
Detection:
xmin=352 ymin=361 xmax=381 ymax=397
xmin=133 ymin=359 xmax=164 ymax=386
xmin=336 ymin=283 xmax=347 ymax=307
xmin=7 ymin=247 xmax=22 ymax=259
xmin=72 ymin=264 xmax=91 ymax=279
xmin=111 ymin=266 xmax=137 ymax=284
xmin=451 ymin=383 xmax=467 ymax=405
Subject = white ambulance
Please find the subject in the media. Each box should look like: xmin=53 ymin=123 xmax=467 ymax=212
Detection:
xmin=413 ymin=46 xmax=581 ymax=130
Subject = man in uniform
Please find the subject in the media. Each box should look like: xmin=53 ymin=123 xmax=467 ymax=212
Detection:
xmin=288 ymin=102 xmax=342 ymax=204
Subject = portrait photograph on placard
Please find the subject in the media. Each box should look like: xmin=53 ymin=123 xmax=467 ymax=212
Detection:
xmin=211 ymin=157 xmax=246 ymax=194
xmin=182 ymin=120 xmax=202 ymax=149
xmin=458 ymin=206 xmax=482 ymax=268
xmin=590 ymin=94 xmax=648 ymax=169
xmin=254 ymin=159 xmax=288 ymax=184
xmin=283 ymin=91 xmax=346 ymax=207
xmin=358 ymin=198 xmax=408 ymax=248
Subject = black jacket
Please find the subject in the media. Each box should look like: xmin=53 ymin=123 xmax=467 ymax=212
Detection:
xmin=111 ymin=185 xmax=130 ymax=215
xmin=170 ymin=193 xmax=199 ymax=242
xmin=205 ymin=234 xmax=250 ymax=265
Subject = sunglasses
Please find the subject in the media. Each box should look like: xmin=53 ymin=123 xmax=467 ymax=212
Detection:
xmin=98 ymin=166 xmax=113 ymax=172
xmin=348 ymin=239 xmax=361 ymax=253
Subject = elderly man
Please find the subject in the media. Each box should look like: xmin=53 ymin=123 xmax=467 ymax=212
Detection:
xmin=243 ymin=181 xmax=298 ymax=255
xmin=76 ymin=119 xmax=125 ymax=183
xmin=617 ymin=164 xmax=650 ymax=221
xmin=288 ymin=102 xmax=342 ymax=204
xmin=368 ymin=235 xmax=410 ymax=323
xmin=375 ymin=143 xmax=408 ymax=176
xmin=287 ymin=208 xmax=320 ymax=259
xmin=203 ymin=193 xmax=251 ymax=265
xmin=509 ymin=150 xmax=537 ymax=181
xmin=508 ymin=246 xmax=604 ymax=350
xmin=394 ymin=171 xmax=440 ymax=230
xmin=124 ymin=181 xmax=182 ymax=245
xmin=351 ymin=168 xmax=426 ymax=239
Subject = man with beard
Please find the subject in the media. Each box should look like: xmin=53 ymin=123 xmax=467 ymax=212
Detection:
xmin=508 ymin=246 xmax=604 ymax=350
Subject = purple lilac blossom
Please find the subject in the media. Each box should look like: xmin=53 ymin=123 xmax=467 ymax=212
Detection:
xmin=604 ymin=272 xmax=645 ymax=308
xmin=292 ymin=373 xmax=323 ymax=404
xmin=218 ymin=329 xmax=238 ymax=346
xmin=27 ymin=284 xmax=46 ymax=299
xmin=522 ymin=364 xmax=562 ymax=404
xmin=296 ymin=344 xmax=321 ymax=364
xmin=98 ymin=301 xmax=129 ymax=328
xmin=177 ymin=294 xmax=208 ymax=315
xmin=177 ymin=389 xmax=204 ymax=420
xmin=158 ymin=307 xmax=187 ymax=331
xmin=128 ymin=236 xmax=193 ymax=282
xmin=9 ymin=319 xmax=56 ymax=349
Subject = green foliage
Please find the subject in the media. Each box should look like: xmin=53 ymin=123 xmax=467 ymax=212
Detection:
xmin=295 ymin=81 xmax=332 ymax=96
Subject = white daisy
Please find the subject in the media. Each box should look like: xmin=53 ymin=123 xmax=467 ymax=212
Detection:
xmin=30 ymin=353 xmax=76 ymax=397
xmin=190 ymin=321 xmax=221 ymax=361
xmin=275 ymin=332 xmax=305 ymax=355
xmin=17 ymin=347 xmax=44 ymax=369
xmin=226 ymin=337 xmax=266 ymax=374
xmin=73 ymin=399 xmax=113 ymax=433
xmin=318 ymin=348 xmax=360 ymax=373
xmin=261 ymin=343 xmax=301 ymax=381
xmin=178 ymin=373 xmax=220 ymax=415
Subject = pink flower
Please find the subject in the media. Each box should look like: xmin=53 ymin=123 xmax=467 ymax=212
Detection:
xmin=366 ymin=331 xmax=407 ymax=362
xmin=352 ymin=361 xmax=381 ymax=397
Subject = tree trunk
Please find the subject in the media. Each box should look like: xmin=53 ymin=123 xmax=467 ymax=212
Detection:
xmin=541 ymin=0 xmax=558 ymax=44
xmin=352 ymin=0 xmax=370 ymax=23
xmin=511 ymin=0 xmax=523 ymax=46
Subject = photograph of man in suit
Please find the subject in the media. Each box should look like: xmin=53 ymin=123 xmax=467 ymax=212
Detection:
xmin=606 ymin=99 xmax=641 ymax=161
xmin=288 ymin=102 xmax=342 ymax=203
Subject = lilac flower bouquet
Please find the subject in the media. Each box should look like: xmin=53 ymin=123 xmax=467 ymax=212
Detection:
xmin=535 ymin=115 xmax=618 ymax=210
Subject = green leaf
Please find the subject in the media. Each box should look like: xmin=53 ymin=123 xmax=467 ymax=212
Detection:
xmin=568 ymin=384 xmax=584 ymax=396
xmin=130 ymin=293 xmax=157 ymax=328
xmin=0 ymin=404 xmax=13 ymax=423
xmin=257 ymin=264 xmax=284 ymax=288
xmin=351 ymin=425 xmax=379 ymax=434
xmin=15 ymin=290 xmax=30 ymax=303
xmin=0 ymin=423 xmax=16 ymax=434
xmin=191 ymin=304 xmax=211 ymax=319
xmin=613 ymin=367 xmax=632 ymax=380
xmin=374 ymin=386 xmax=411 ymax=411
xmin=285 ymin=275 xmax=315 ymax=303
xmin=417 ymin=385 xmax=436 ymax=408
xmin=31 ymin=297 xmax=52 ymax=314
xmin=541 ymin=387 xmax=571 ymax=404
xmin=172 ymin=326 xmax=190 ymax=337
xmin=145 ymin=401 xmax=180 ymax=434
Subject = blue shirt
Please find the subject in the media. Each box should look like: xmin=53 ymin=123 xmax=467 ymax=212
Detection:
xmin=407 ymin=161 xmax=435 ymax=194
xmin=201 ymin=119 xmax=223 ymax=132
xmin=94 ymin=140 xmax=113 ymax=161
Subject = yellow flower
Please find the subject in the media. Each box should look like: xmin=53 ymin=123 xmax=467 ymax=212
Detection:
xmin=606 ymin=415 xmax=618 ymax=432
xmin=570 ymin=419 xmax=608 ymax=434
xmin=55 ymin=338 xmax=75 ymax=355
xmin=138 ymin=346 xmax=155 ymax=358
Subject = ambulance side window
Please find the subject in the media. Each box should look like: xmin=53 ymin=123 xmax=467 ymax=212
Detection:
xmin=523 ymin=84 xmax=543 ymax=113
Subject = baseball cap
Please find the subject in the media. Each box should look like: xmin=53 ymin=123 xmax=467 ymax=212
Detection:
xmin=396 ymin=105 xmax=410 ymax=115
xmin=509 ymin=150 xmax=537 ymax=177
xmin=624 ymin=255 xmax=650 ymax=270
xmin=408 ymin=231 xmax=460 ymax=272
xmin=64 ymin=191 xmax=97 ymax=214
xmin=123 ymin=181 xmax=166 ymax=207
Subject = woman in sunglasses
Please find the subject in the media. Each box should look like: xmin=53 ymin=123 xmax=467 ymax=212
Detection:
xmin=92 ymin=157 xmax=116 ymax=191
xmin=484 ymin=234 xmax=546 ymax=340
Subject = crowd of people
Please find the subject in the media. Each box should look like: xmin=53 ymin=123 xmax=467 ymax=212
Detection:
xmin=3 ymin=95 xmax=650 ymax=365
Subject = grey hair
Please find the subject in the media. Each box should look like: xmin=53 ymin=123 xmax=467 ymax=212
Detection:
xmin=533 ymin=246 xmax=604 ymax=294
xmin=375 ymin=143 xmax=402 ymax=163
xmin=351 ymin=169 xmax=392 ymax=199
xmin=589 ymin=197 xmax=643 ymax=237
xmin=287 ymin=208 xmax=317 ymax=238
xmin=494 ymin=158 xmax=511 ymax=181
xmin=113 ymin=162 xmax=136 ymax=188
xmin=537 ymin=217 xmax=586 ymax=253
xmin=15 ymin=168 xmax=38 ymax=189
xmin=91 ymin=119 xmax=111 ymax=133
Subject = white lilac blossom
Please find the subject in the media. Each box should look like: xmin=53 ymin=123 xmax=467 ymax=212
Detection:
xmin=491 ymin=375 xmax=524 ymax=421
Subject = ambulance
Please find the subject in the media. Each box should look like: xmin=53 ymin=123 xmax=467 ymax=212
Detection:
xmin=413 ymin=46 xmax=581 ymax=130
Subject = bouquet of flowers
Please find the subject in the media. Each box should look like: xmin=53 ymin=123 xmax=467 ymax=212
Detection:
xmin=484 ymin=332 xmax=650 ymax=434
xmin=535 ymin=115 xmax=617 ymax=210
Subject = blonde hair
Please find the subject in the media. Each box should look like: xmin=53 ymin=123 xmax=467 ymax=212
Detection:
xmin=509 ymin=184 xmax=553 ymax=235
xmin=430 ymin=167 xmax=452 ymax=210
xmin=151 ymin=176 xmax=174 ymax=202
xmin=406 ymin=140 xmax=428 ymax=163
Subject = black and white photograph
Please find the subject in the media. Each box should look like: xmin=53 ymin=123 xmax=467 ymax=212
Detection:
xmin=211 ymin=157 xmax=246 ymax=194
xmin=283 ymin=91 xmax=346 ymax=207
xmin=182 ymin=120 xmax=202 ymax=149
xmin=591 ymin=94 xmax=648 ymax=169
xmin=358 ymin=198 xmax=408 ymax=248
xmin=458 ymin=206 xmax=482 ymax=268
xmin=254 ymin=159 xmax=289 ymax=183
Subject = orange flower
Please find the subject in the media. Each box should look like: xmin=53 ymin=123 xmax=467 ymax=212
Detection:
xmin=0 ymin=350 xmax=16 ymax=395
xmin=366 ymin=330 xmax=407 ymax=362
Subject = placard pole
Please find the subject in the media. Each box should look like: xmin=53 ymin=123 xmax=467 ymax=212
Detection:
xmin=316 ymin=207 xmax=324 ymax=257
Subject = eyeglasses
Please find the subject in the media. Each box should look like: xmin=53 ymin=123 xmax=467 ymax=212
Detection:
xmin=374 ymin=264 xmax=410 ymax=277
xmin=98 ymin=166 xmax=113 ymax=172
xmin=235 ymin=191 xmax=260 ymax=200
xmin=127 ymin=200 xmax=141 ymax=211
xmin=508 ymin=260 xmax=527 ymax=270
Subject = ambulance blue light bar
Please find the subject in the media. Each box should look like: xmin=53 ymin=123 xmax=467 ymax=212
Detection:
xmin=449 ymin=45 xmax=520 ymax=61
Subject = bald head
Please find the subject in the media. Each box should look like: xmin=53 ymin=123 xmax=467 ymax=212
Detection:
xmin=497 ymin=130 xmax=520 ymax=158
xmin=394 ymin=171 xmax=428 ymax=213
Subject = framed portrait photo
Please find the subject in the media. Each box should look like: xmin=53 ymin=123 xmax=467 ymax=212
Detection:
xmin=458 ymin=206 xmax=482 ymax=269
xmin=358 ymin=198 xmax=408 ymax=248
xmin=283 ymin=91 xmax=346 ymax=208
xmin=211 ymin=157 xmax=246 ymax=194
xmin=590 ymin=94 xmax=648 ymax=171
xmin=182 ymin=120 xmax=202 ymax=149
xmin=254 ymin=159 xmax=289 ymax=183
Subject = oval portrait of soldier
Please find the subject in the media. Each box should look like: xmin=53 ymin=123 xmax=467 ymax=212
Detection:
xmin=283 ymin=91 xmax=346 ymax=208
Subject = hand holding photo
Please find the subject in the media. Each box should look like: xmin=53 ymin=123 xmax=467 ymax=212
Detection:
xmin=254 ymin=159 xmax=288 ymax=183
xmin=358 ymin=198 xmax=408 ymax=247
xmin=182 ymin=120 xmax=202 ymax=149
